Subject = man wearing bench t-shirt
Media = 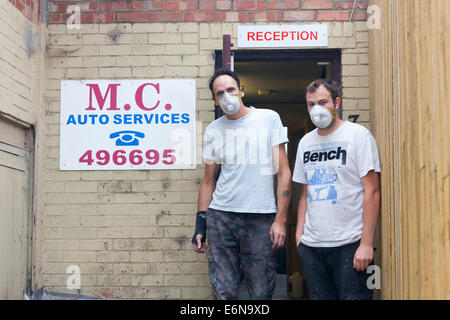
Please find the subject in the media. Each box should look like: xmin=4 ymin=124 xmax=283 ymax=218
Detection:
xmin=293 ymin=79 xmax=381 ymax=300
xmin=192 ymin=69 xmax=292 ymax=300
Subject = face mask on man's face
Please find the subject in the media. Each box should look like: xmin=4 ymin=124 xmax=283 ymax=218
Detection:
xmin=218 ymin=92 xmax=241 ymax=115
xmin=309 ymin=104 xmax=338 ymax=129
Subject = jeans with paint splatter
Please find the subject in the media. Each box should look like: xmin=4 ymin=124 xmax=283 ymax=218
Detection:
xmin=206 ymin=208 xmax=276 ymax=300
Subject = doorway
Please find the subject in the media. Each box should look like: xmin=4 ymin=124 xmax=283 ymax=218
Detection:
xmin=215 ymin=49 xmax=342 ymax=299
xmin=0 ymin=117 xmax=34 ymax=299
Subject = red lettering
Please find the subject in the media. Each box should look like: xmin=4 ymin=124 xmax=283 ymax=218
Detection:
xmin=96 ymin=150 xmax=109 ymax=165
xmin=256 ymin=32 xmax=263 ymax=41
xmin=135 ymin=83 xmax=160 ymax=111
xmin=129 ymin=150 xmax=144 ymax=165
xmin=78 ymin=149 xmax=177 ymax=167
xmin=290 ymin=31 xmax=296 ymax=40
xmin=145 ymin=149 xmax=159 ymax=165
xmin=246 ymin=29 xmax=319 ymax=43
xmin=79 ymin=150 xmax=93 ymax=165
xmin=112 ymin=150 xmax=127 ymax=165
xmin=85 ymin=83 xmax=120 ymax=111
xmin=273 ymin=31 xmax=280 ymax=41
xmin=162 ymin=149 xmax=176 ymax=165
xmin=301 ymin=31 xmax=309 ymax=40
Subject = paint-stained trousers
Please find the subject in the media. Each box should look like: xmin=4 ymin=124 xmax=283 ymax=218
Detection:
xmin=206 ymin=208 xmax=276 ymax=300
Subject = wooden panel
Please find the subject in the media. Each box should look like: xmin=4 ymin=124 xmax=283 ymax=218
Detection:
xmin=0 ymin=150 xmax=26 ymax=172
xmin=369 ymin=0 xmax=450 ymax=299
xmin=0 ymin=117 xmax=27 ymax=149
xmin=0 ymin=148 xmax=29 ymax=299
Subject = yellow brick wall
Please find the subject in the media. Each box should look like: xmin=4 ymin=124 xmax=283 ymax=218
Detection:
xmin=0 ymin=0 xmax=35 ymax=124
xmin=42 ymin=21 xmax=369 ymax=299
xmin=0 ymin=0 xmax=48 ymax=297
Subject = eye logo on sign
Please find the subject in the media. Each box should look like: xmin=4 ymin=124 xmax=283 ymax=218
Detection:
xmin=109 ymin=130 xmax=145 ymax=146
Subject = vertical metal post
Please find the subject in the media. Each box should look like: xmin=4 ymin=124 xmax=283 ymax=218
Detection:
xmin=222 ymin=35 xmax=232 ymax=71
xmin=215 ymin=34 xmax=233 ymax=119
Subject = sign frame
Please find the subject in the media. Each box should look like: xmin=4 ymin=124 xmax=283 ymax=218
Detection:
xmin=238 ymin=24 xmax=328 ymax=48
xmin=59 ymin=79 xmax=196 ymax=171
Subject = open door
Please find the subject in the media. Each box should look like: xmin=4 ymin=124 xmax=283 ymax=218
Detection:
xmin=215 ymin=49 xmax=341 ymax=299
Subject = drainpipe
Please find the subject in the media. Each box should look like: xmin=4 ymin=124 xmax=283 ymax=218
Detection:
xmin=222 ymin=35 xmax=232 ymax=71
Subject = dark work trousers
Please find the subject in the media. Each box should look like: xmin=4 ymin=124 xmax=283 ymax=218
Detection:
xmin=297 ymin=240 xmax=374 ymax=300
xmin=206 ymin=208 xmax=276 ymax=300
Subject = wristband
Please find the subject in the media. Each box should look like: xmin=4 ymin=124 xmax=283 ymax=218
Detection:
xmin=192 ymin=211 xmax=207 ymax=245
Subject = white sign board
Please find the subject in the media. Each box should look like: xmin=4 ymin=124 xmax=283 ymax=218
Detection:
xmin=238 ymin=24 xmax=328 ymax=48
xmin=60 ymin=79 xmax=196 ymax=170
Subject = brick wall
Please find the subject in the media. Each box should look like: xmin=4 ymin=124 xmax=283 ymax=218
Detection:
xmin=48 ymin=0 xmax=368 ymax=23
xmin=0 ymin=0 xmax=40 ymax=124
xmin=7 ymin=0 xmax=36 ymax=21
xmin=42 ymin=20 xmax=369 ymax=299
xmin=0 ymin=0 xmax=47 ymax=298
xmin=40 ymin=0 xmax=370 ymax=300
xmin=44 ymin=21 xmax=213 ymax=298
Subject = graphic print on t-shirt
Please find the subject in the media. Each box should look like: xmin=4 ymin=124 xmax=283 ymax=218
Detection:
xmin=303 ymin=142 xmax=348 ymax=206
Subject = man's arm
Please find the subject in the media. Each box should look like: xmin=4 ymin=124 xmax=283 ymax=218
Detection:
xmin=296 ymin=183 xmax=308 ymax=246
xmin=270 ymin=143 xmax=292 ymax=250
xmin=353 ymin=170 xmax=381 ymax=271
xmin=198 ymin=162 xmax=219 ymax=212
xmin=193 ymin=162 xmax=219 ymax=253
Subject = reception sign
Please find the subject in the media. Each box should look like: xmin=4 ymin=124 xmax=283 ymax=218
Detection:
xmin=238 ymin=24 xmax=328 ymax=48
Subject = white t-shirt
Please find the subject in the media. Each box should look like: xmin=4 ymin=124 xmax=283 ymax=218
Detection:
xmin=292 ymin=121 xmax=381 ymax=247
xmin=202 ymin=107 xmax=289 ymax=213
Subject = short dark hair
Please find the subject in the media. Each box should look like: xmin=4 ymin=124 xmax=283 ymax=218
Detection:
xmin=305 ymin=79 xmax=342 ymax=103
xmin=208 ymin=68 xmax=241 ymax=99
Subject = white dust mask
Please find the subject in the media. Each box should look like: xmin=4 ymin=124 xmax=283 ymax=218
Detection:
xmin=218 ymin=92 xmax=241 ymax=115
xmin=309 ymin=105 xmax=337 ymax=129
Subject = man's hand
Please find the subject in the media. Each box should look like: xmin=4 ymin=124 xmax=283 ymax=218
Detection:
xmin=295 ymin=233 xmax=303 ymax=247
xmin=356 ymin=170 xmax=380 ymax=272
xmin=192 ymin=211 xmax=207 ymax=254
xmin=192 ymin=234 xmax=208 ymax=253
xmin=353 ymin=242 xmax=374 ymax=272
xmin=270 ymin=220 xmax=286 ymax=250
xmin=271 ymin=143 xmax=290 ymax=251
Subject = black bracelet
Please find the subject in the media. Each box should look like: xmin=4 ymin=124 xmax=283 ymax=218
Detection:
xmin=192 ymin=211 xmax=207 ymax=245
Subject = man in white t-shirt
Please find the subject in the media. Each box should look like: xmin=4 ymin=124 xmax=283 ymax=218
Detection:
xmin=292 ymin=79 xmax=381 ymax=300
xmin=192 ymin=69 xmax=292 ymax=300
